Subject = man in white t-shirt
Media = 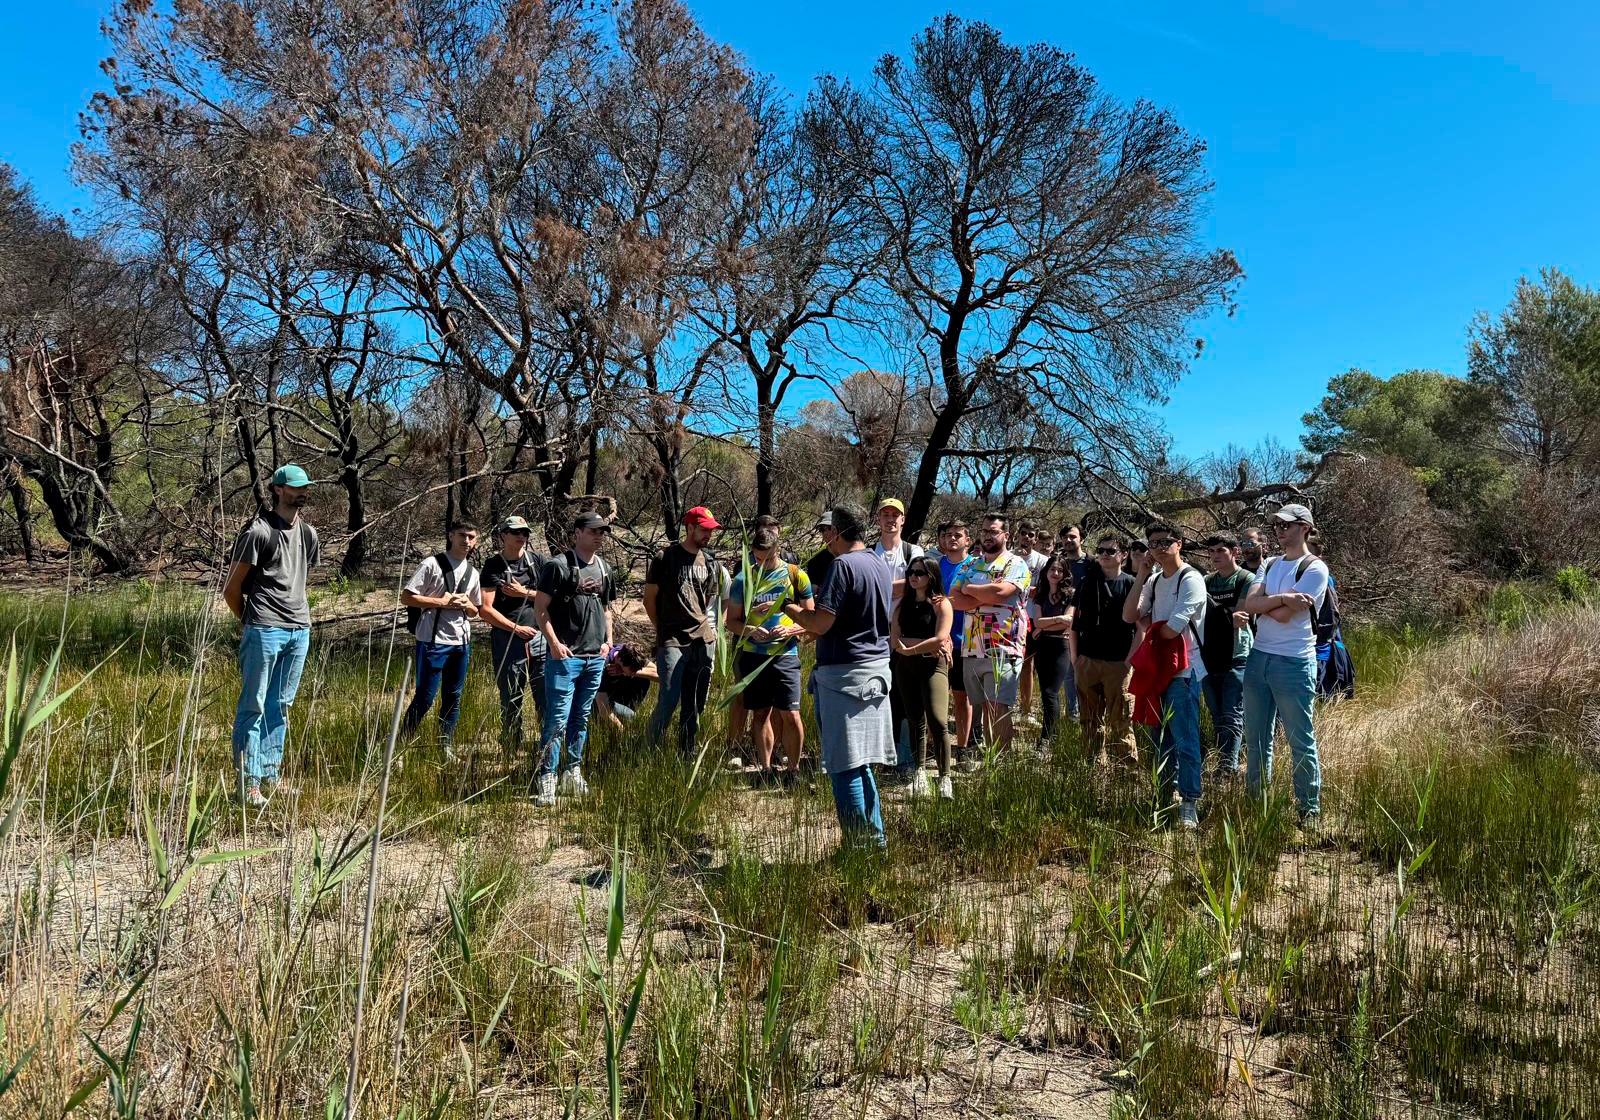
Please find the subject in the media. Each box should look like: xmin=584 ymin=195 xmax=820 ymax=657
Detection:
xmin=873 ymin=498 xmax=925 ymax=783
xmin=1240 ymin=503 xmax=1329 ymax=823
xmin=400 ymin=521 xmax=484 ymax=759
xmin=871 ymin=498 xmax=925 ymax=601
xmin=1125 ymin=520 xmax=1208 ymax=829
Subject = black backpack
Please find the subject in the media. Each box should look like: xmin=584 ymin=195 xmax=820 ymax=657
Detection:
xmin=1263 ymin=555 xmax=1356 ymax=697
xmin=405 ymin=552 xmax=457 ymax=639
xmin=1197 ymin=570 xmax=1249 ymax=677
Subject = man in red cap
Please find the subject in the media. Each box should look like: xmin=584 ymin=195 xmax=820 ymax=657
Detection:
xmin=644 ymin=506 xmax=729 ymax=755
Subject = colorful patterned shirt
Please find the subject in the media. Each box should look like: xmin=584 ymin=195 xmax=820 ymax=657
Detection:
xmin=949 ymin=550 xmax=1032 ymax=658
xmin=728 ymin=562 xmax=813 ymax=657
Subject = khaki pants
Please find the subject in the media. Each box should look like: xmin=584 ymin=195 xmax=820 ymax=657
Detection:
xmin=1076 ymin=656 xmax=1137 ymax=760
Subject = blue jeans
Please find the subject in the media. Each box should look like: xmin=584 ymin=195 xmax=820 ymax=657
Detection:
xmin=232 ymin=624 xmax=310 ymax=786
xmin=489 ymin=627 xmax=545 ymax=751
xmin=648 ymin=642 xmax=712 ymax=754
xmin=1243 ymin=650 xmax=1321 ymax=814
xmin=829 ymin=765 xmax=886 ymax=849
xmin=1202 ymin=658 xmax=1247 ymax=772
xmin=1156 ymin=673 xmax=1204 ymax=802
xmin=541 ymin=656 xmax=605 ymax=777
xmin=403 ymin=641 xmax=470 ymax=744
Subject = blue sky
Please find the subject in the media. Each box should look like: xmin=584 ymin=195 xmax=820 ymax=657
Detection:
xmin=3 ymin=0 xmax=1596 ymax=460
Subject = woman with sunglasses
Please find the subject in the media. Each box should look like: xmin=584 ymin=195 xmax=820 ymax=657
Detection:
xmin=1028 ymin=553 xmax=1077 ymax=743
xmin=890 ymin=556 xmax=956 ymax=798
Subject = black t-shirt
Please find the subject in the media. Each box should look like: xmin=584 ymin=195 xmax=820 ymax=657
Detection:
xmin=480 ymin=551 xmax=545 ymax=622
xmin=1071 ymin=568 xmax=1138 ymax=661
xmin=1032 ymin=593 xmax=1072 ymax=655
xmin=599 ymin=662 xmax=651 ymax=709
xmin=537 ymin=550 xmax=616 ymax=655
xmin=815 ymin=548 xmax=891 ymax=666
xmin=805 ymin=547 xmax=835 ymax=594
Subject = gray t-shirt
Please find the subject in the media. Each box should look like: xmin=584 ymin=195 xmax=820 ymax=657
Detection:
xmin=405 ymin=553 xmax=483 ymax=646
xmin=230 ymin=512 xmax=319 ymax=629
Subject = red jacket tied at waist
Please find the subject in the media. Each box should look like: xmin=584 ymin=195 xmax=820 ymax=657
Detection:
xmin=1129 ymin=627 xmax=1188 ymax=727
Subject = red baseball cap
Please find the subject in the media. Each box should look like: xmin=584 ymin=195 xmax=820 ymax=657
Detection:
xmin=682 ymin=506 xmax=721 ymax=529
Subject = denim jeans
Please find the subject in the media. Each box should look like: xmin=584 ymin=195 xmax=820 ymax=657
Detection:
xmin=1202 ymin=658 xmax=1247 ymax=772
xmin=541 ymin=656 xmax=605 ymax=777
xmin=648 ymin=642 xmax=712 ymax=754
xmin=1156 ymin=673 xmax=1204 ymax=802
xmin=829 ymin=765 xmax=886 ymax=849
xmin=489 ymin=627 xmax=545 ymax=751
xmin=1243 ymin=650 xmax=1321 ymax=814
xmin=403 ymin=641 xmax=470 ymax=744
xmin=1034 ymin=641 xmax=1077 ymax=740
xmin=232 ymin=624 xmax=310 ymax=786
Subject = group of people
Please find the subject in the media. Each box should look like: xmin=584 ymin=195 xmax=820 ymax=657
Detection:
xmin=221 ymin=465 xmax=1334 ymax=849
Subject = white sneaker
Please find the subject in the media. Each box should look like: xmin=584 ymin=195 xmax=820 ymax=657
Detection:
xmin=1178 ymin=800 xmax=1199 ymax=830
xmin=938 ymin=776 xmax=954 ymax=800
xmin=559 ymin=768 xmax=590 ymax=797
xmin=908 ymin=770 xmax=929 ymax=799
xmin=532 ymin=773 xmax=557 ymax=807
xmin=442 ymin=743 xmax=460 ymax=764
xmin=241 ymin=785 xmax=268 ymax=810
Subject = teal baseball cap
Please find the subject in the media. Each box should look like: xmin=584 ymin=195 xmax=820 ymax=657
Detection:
xmin=270 ymin=464 xmax=314 ymax=488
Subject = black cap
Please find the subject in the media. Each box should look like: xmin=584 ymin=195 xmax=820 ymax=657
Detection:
xmin=573 ymin=511 xmax=610 ymax=531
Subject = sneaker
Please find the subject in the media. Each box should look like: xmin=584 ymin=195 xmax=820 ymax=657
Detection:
xmin=938 ymin=776 xmax=954 ymax=800
xmin=1297 ymin=809 xmax=1322 ymax=834
xmin=442 ymin=742 xmax=460 ymax=764
xmin=532 ymin=773 xmax=557 ymax=807
xmin=908 ymin=770 xmax=929 ymax=799
xmin=725 ymin=753 xmax=745 ymax=771
xmin=1178 ymin=800 xmax=1199 ymax=831
xmin=240 ymin=785 xmax=268 ymax=810
xmin=957 ymin=751 xmax=982 ymax=773
xmin=559 ymin=768 xmax=590 ymax=797
xmin=265 ymin=779 xmax=298 ymax=797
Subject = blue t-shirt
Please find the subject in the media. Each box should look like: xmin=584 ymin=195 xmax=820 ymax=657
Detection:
xmin=938 ymin=554 xmax=971 ymax=654
xmin=815 ymin=548 xmax=892 ymax=666
xmin=728 ymin=563 xmax=813 ymax=658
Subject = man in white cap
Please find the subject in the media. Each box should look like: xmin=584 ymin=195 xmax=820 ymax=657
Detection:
xmin=1240 ymin=503 xmax=1329 ymax=826
xmin=222 ymin=464 xmax=319 ymax=808
xmin=478 ymin=515 xmax=548 ymax=757
xmin=872 ymin=498 xmax=924 ymax=783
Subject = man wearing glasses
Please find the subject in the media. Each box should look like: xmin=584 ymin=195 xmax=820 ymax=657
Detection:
xmin=1124 ymin=521 xmax=1208 ymax=829
xmin=531 ymin=511 xmax=617 ymax=806
xmin=1071 ymin=534 xmax=1139 ymax=764
xmin=1240 ymin=504 xmax=1328 ymax=825
xmin=478 ymin=515 xmax=548 ymax=758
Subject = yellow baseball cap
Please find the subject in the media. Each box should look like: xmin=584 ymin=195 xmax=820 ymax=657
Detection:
xmin=878 ymin=498 xmax=905 ymax=514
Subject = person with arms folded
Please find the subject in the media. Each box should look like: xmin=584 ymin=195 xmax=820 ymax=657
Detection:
xmin=477 ymin=516 xmax=547 ymax=758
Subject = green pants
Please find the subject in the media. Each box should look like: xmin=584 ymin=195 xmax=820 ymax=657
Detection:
xmin=893 ymin=655 xmax=952 ymax=777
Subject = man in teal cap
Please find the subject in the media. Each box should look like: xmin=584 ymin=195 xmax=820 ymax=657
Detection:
xmin=223 ymin=465 xmax=320 ymax=808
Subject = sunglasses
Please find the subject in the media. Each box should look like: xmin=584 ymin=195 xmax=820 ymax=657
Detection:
xmin=505 ymin=529 xmax=530 ymax=537
xmin=1095 ymin=546 xmax=1121 ymax=556
xmin=907 ymin=567 xmax=931 ymax=578
xmin=1147 ymin=538 xmax=1178 ymax=549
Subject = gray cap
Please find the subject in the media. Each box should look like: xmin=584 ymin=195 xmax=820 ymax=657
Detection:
xmin=573 ymin=510 xmax=611 ymax=531
xmin=1273 ymin=503 xmax=1315 ymax=525
xmin=814 ymin=510 xmax=834 ymax=529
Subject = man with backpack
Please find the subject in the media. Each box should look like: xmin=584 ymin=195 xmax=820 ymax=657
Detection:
xmin=1124 ymin=521 xmax=1208 ymax=829
xmin=478 ymin=516 xmax=547 ymax=757
xmin=644 ymin=506 xmax=727 ymax=756
xmin=532 ymin=511 xmax=617 ymax=805
xmin=400 ymin=522 xmax=484 ymax=758
xmin=223 ymin=464 xmax=319 ymax=808
xmin=725 ymin=527 xmax=815 ymax=784
xmin=1199 ymin=532 xmax=1254 ymax=778
xmin=1240 ymin=503 xmax=1329 ymax=824
xmin=872 ymin=498 xmax=924 ymax=784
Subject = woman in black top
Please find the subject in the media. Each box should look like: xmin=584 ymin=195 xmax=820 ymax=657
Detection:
xmin=889 ymin=556 xmax=955 ymax=797
xmin=1029 ymin=554 xmax=1077 ymax=743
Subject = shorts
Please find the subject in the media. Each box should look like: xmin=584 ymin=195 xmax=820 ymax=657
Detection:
xmin=963 ymin=655 xmax=1022 ymax=707
xmin=735 ymin=651 xmax=803 ymax=712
